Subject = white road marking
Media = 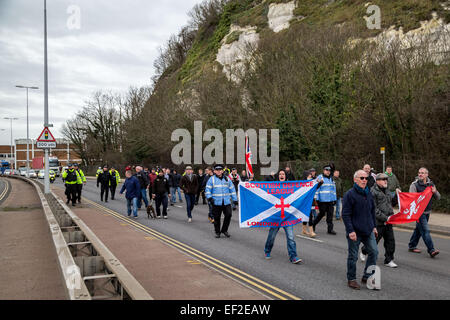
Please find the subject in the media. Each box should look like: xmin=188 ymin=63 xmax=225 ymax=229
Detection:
xmin=296 ymin=235 xmax=324 ymax=243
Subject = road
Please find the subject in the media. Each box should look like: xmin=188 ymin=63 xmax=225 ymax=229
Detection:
xmin=51 ymin=178 xmax=450 ymax=300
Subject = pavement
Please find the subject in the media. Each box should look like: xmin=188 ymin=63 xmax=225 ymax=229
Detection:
xmin=0 ymin=177 xmax=67 ymax=300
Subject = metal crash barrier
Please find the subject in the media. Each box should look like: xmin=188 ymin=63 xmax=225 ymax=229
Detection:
xmin=6 ymin=176 xmax=153 ymax=300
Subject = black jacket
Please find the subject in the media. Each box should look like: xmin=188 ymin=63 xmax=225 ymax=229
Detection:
xmin=134 ymin=171 xmax=149 ymax=189
xmin=152 ymin=175 xmax=170 ymax=195
xmin=171 ymin=173 xmax=181 ymax=188
xmin=97 ymin=171 xmax=113 ymax=187
xmin=180 ymin=174 xmax=198 ymax=194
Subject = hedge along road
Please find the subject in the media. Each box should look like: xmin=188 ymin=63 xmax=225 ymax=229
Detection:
xmin=51 ymin=178 xmax=450 ymax=300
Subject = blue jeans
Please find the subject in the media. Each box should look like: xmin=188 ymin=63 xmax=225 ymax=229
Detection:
xmin=138 ymin=188 xmax=149 ymax=209
xmin=185 ymin=194 xmax=196 ymax=218
xmin=126 ymin=197 xmax=138 ymax=217
xmin=335 ymin=197 xmax=342 ymax=219
xmin=409 ymin=213 xmax=435 ymax=254
xmin=170 ymin=187 xmax=182 ymax=203
xmin=347 ymin=232 xmax=378 ymax=281
xmin=264 ymin=226 xmax=298 ymax=261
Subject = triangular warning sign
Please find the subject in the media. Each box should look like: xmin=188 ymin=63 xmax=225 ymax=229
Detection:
xmin=37 ymin=127 xmax=56 ymax=142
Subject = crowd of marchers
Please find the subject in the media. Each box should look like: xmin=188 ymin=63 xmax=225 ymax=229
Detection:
xmin=60 ymin=162 xmax=441 ymax=291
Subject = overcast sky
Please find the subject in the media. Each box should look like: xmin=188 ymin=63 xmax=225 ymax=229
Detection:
xmin=0 ymin=0 xmax=203 ymax=145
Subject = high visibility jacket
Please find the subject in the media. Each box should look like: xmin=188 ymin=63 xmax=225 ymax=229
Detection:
xmin=63 ymin=169 xmax=81 ymax=185
xmin=109 ymin=170 xmax=121 ymax=186
xmin=205 ymin=174 xmax=237 ymax=206
xmin=76 ymin=169 xmax=86 ymax=184
xmin=96 ymin=169 xmax=102 ymax=178
xmin=316 ymin=174 xmax=337 ymax=202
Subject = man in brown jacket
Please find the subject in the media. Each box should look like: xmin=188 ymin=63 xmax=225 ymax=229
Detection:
xmin=180 ymin=166 xmax=198 ymax=222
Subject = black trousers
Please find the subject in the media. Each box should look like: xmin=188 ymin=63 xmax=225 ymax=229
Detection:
xmin=155 ymin=193 xmax=168 ymax=217
xmin=362 ymin=224 xmax=395 ymax=264
xmin=195 ymin=190 xmax=206 ymax=204
xmin=65 ymin=184 xmax=77 ymax=205
xmin=313 ymin=202 xmax=334 ymax=232
xmin=212 ymin=204 xmax=232 ymax=234
xmin=75 ymin=184 xmax=83 ymax=202
xmin=100 ymin=184 xmax=109 ymax=201
xmin=110 ymin=184 xmax=117 ymax=200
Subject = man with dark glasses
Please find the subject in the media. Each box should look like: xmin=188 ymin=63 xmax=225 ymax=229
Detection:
xmin=342 ymin=170 xmax=379 ymax=290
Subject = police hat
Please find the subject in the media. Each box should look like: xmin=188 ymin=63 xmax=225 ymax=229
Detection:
xmin=214 ymin=165 xmax=224 ymax=171
xmin=73 ymin=163 xmax=78 ymax=167
xmin=323 ymin=165 xmax=332 ymax=170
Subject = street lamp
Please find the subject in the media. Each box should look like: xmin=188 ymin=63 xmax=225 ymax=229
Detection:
xmin=3 ymin=117 xmax=19 ymax=169
xmin=15 ymin=85 xmax=39 ymax=177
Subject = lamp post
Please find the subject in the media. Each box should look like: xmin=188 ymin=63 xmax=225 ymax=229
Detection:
xmin=4 ymin=117 xmax=19 ymax=169
xmin=15 ymin=86 xmax=39 ymax=177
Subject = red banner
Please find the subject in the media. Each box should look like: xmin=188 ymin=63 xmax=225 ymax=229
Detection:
xmin=387 ymin=187 xmax=433 ymax=225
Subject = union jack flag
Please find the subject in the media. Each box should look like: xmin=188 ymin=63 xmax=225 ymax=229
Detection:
xmin=245 ymin=135 xmax=254 ymax=178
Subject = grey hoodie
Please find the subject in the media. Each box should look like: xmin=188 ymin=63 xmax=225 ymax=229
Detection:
xmin=409 ymin=177 xmax=441 ymax=213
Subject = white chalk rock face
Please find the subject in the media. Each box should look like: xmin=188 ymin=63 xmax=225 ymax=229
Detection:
xmin=357 ymin=13 xmax=450 ymax=66
xmin=216 ymin=24 xmax=260 ymax=82
xmin=268 ymin=1 xmax=296 ymax=33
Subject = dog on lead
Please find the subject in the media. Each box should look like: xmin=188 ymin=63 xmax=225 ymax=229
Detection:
xmin=147 ymin=200 xmax=156 ymax=219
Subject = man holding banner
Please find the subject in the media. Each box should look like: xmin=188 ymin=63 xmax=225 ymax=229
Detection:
xmin=239 ymin=169 xmax=319 ymax=264
xmin=393 ymin=168 xmax=440 ymax=258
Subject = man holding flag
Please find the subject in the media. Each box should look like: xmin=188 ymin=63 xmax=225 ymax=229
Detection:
xmin=238 ymin=169 xmax=319 ymax=264
xmin=263 ymin=170 xmax=303 ymax=264
xmin=405 ymin=168 xmax=441 ymax=258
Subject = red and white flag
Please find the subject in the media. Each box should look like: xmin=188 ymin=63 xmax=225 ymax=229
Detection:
xmin=387 ymin=187 xmax=433 ymax=225
xmin=245 ymin=135 xmax=254 ymax=178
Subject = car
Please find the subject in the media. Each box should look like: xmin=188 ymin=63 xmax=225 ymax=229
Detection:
xmin=28 ymin=170 xmax=37 ymax=178
xmin=13 ymin=169 xmax=20 ymax=175
xmin=38 ymin=170 xmax=45 ymax=179
xmin=3 ymin=169 xmax=11 ymax=176
xmin=19 ymin=168 xmax=27 ymax=176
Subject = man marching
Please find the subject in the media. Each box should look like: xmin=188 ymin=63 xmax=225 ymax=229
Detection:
xmin=205 ymin=165 xmax=238 ymax=238
xmin=73 ymin=163 xmax=86 ymax=203
xmin=109 ymin=167 xmax=121 ymax=200
xmin=62 ymin=163 xmax=81 ymax=206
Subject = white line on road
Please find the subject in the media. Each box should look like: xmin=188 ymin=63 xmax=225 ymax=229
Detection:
xmin=296 ymin=235 xmax=324 ymax=243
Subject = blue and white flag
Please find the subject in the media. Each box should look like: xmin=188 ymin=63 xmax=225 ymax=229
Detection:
xmin=239 ymin=180 xmax=319 ymax=228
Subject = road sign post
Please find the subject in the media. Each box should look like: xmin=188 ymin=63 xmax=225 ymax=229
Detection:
xmin=380 ymin=147 xmax=386 ymax=173
xmin=37 ymin=125 xmax=56 ymax=194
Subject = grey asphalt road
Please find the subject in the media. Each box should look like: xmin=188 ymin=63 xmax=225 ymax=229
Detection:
xmin=53 ymin=178 xmax=450 ymax=300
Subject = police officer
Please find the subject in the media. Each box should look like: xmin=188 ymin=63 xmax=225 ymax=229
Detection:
xmin=73 ymin=163 xmax=86 ymax=203
xmin=97 ymin=165 xmax=113 ymax=202
xmin=96 ymin=167 xmax=102 ymax=178
xmin=313 ymin=164 xmax=337 ymax=235
xmin=62 ymin=163 xmax=81 ymax=206
xmin=205 ymin=164 xmax=238 ymax=238
xmin=109 ymin=167 xmax=121 ymax=200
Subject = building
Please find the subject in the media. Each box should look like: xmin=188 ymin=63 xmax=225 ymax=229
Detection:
xmin=0 ymin=138 xmax=81 ymax=169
